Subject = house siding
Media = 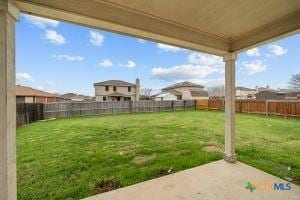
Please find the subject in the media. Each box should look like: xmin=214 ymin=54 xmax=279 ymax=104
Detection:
xmin=24 ymin=96 xmax=34 ymax=103
xmin=95 ymin=85 xmax=137 ymax=101
xmin=255 ymin=91 xmax=285 ymax=100
xmin=236 ymin=89 xmax=256 ymax=99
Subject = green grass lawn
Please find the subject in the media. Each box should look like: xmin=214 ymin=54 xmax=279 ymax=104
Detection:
xmin=17 ymin=110 xmax=300 ymax=199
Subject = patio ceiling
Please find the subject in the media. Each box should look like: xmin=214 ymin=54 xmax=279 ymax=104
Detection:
xmin=14 ymin=0 xmax=300 ymax=56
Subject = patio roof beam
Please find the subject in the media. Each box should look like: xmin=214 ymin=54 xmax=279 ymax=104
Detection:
xmin=14 ymin=0 xmax=230 ymax=56
xmin=231 ymin=10 xmax=300 ymax=52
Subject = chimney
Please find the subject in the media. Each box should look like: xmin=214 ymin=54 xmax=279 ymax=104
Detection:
xmin=135 ymin=78 xmax=140 ymax=101
xmin=255 ymin=86 xmax=258 ymax=93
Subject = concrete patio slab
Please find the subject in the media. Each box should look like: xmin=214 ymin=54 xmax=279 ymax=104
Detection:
xmin=85 ymin=160 xmax=300 ymax=200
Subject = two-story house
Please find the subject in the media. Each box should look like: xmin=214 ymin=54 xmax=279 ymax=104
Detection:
xmin=235 ymin=86 xmax=256 ymax=99
xmin=156 ymin=81 xmax=209 ymax=100
xmin=94 ymin=79 xmax=140 ymax=101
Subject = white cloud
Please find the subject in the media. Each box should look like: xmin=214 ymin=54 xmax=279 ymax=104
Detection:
xmin=150 ymin=51 xmax=224 ymax=84
xmin=187 ymin=52 xmax=223 ymax=66
xmin=267 ymin=44 xmax=287 ymax=57
xmin=99 ymin=59 xmax=113 ymax=68
xmin=16 ymin=74 xmax=58 ymax=93
xmin=151 ymin=64 xmax=222 ymax=82
xmin=137 ymin=39 xmax=146 ymax=44
xmin=182 ymin=78 xmax=225 ymax=87
xmin=240 ymin=60 xmax=266 ymax=75
xmin=202 ymin=78 xmax=225 ymax=87
xmin=16 ymin=72 xmax=35 ymax=83
xmin=23 ymin=14 xmax=59 ymax=29
xmin=44 ymin=30 xmax=66 ymax=45
xmin=44 ymin=80 xmax=55 ymax=86
xmin=123 ymin=60 xmax=136 ymax=68
xmin=89 ymin=31 xmax=104 ymax=47
xmin=157 ymin=43 xmax=185 ymax=52
xmin=246 ymin=48 xmax=260 ymax=56
xmin=52 ymin=54 xmax=84 ymax=61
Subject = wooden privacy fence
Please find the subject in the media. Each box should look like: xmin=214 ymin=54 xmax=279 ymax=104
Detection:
xmin=43 ymin=100 xmax=196 ymax=119
xmin=16 ymin=103 xmax=44 ymax=127
xmin=196 ymin=99 xmax=300 ymax=117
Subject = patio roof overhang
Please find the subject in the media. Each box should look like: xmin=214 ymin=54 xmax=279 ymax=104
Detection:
xmin=1 ymin=1 xmax=300 ymax=199
xmin=13 ymin=0 xmax=300 ymax=56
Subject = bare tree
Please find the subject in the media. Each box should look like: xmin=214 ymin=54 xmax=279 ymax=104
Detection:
xmin=289 ymin=73 xmax=300 ymax=91
xmin=140 ymin=88 xmax=153 ymax=100
xmin=207 ymin=85 xmax=225 ymax=97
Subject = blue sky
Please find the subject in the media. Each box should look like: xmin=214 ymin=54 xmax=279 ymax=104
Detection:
xmin=16 ymin=14 xmax=300 ymax=96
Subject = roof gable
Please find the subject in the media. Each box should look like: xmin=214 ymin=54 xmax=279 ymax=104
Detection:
xmin=16 ymin=85 xmax=59 ymax=98
xmin=94 ymin=80 xmax=135 ymax=87
xmin=163 ymin=81 xmax=204 ymax=90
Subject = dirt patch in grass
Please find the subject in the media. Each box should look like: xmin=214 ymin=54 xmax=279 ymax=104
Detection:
xmin=154 ymin=134 xmax=163 ymax=139
xmin=133 ymin=154 xmax=156 ymax=164
xmin=203 ymin=141 xmax=222 ymax=152
xmin=171 ymin=149 xmax=191 ymax=156
xmin=94 ymin=178 xmax=120 ymax=194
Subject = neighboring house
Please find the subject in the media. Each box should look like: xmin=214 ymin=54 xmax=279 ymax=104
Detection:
xmin=155 ymin=92 xmax=177 ymax=101
xmin=236 ymin=86 xmax=256 ymax=99
xmin=284 ymin=91 xmax=300 ymax=100
xmin=255 ymin=89 xmax=300 ymax=100
xmin=159 ymin=81 xmax=209 ymax=100
xmin=16 ymin=85 xmax=64 ymax=103
xmin=94 ymin=79 xmax=140 ymax=101
xmin=60 ymin=93 xmax=94 ymax=102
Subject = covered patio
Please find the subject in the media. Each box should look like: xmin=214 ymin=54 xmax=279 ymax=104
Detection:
xmin=86 ymin=160 xmax=300 ymax=200
xmin=1 ymin=0 xmax=300 ymax=199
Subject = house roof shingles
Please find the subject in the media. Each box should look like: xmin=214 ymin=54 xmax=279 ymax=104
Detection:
xmin=94 ymin=80 xmax=135 ymax=87
xmin=60 ymin=93 xmax=93 ymax=100
xmin=235 ymin=86 xmax=256 ymax=91
xmin=16 ymin=85 xmax=59 ymax=98
xmin=162 ymin=81 xmax=204 ymax=90
xmin=168 ymin=89 xmax=182 ymax=96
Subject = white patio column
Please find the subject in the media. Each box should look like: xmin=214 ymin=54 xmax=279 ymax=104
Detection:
xmin=0 ymin=1 xmax=19 ymax=199
xmin=223 ymin=53 xmax=237 ymax=163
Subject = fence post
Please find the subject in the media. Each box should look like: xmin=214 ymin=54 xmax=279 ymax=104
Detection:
xmin=184 ymin=100 xmax=186 ymax=111
xmin=41 ymin=103 xmax=44 ymax=120
xmin=266 ymin=100 xmax=269 ymax=116
xmin=194 ymin=100 xmax=197 ymax=110
xmin=158 ymin=101 xmax=161 ymax=112
xmin=91 ymin=101 xmax=94 ymax=115
xmin=112 ymin=102 xmax=115 ymax=115
xmin=222 ymin=99 xmax=225 ymax=112
xmin=129 ymin=101 xmax=132 ymax=113
xmin=67 ymin=102 xmax=71 ymax=117
xmin=172 ymin=101 xmax=174 ymax=111
xmin=239 ymin=100 xmax=242 ymax=113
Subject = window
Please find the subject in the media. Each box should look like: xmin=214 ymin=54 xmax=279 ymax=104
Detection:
xmin=124 ymin=97 xmax=131 ymax=101
xmin=128 ymin=87 xmax=131 ymax=92
xmin=103 ymin=96 xmax=107 ymax=101
xmin=113 ymin=86 xmax=117 ymax=91
xmin=105 ymin=86 xmax=109 ymax=91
